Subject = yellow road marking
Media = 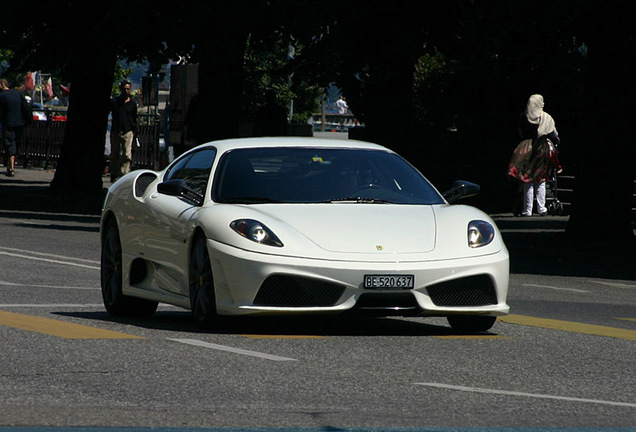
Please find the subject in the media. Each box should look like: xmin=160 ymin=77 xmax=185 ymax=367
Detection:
xmin=500 ymin=314 xmax=636 ymax=341
xmin=241 ymin=335 xmax=510 ymax=339
xmin=434 ymin=335 xmax=512 ymax=339
xmin=241 ymin=334 xmax=328 ymax=339
xmin=617 ymin=317 xmax=636 ymax=323
xmin=0 ymin=311 xmax=143 ymax=339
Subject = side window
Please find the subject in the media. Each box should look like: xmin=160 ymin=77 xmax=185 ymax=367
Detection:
xmin=165 ymin=148 xmax=216 ymax=196
xmin=164 ymin=154 xmax=191 ymax=181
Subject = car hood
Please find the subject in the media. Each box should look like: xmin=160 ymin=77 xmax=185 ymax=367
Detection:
xmin=254 ymin=205 xmax=436 ymax=254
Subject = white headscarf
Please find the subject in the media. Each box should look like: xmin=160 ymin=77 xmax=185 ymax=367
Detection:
xmin=526 ymin=94 xmax=556 ymax=138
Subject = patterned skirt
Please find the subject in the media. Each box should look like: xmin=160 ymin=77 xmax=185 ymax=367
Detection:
xmin=507 ymin=138 xmax=551 ymax=183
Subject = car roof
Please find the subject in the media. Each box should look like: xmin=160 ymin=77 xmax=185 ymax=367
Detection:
xmin=192 ymin=137 xmax=393 ymax=154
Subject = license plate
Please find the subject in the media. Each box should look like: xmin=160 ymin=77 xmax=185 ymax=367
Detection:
xmin=364 ymin=274 xmax=414 ymax=289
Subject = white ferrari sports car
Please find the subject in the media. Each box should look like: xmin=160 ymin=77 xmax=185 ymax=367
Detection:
xmin=101 ymin=137 xmax=509 ymax=332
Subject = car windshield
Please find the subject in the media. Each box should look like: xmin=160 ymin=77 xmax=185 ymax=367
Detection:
xmin=213 ymin=147 xmax=445 ymax=205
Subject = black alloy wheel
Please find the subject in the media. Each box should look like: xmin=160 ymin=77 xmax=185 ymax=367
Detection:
xmin=189 ymin=233 xmax=217 ymax=328
xmin=101 ymin=219 xmax=158 ymax=317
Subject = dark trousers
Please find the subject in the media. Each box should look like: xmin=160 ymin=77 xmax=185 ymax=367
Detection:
xmin=2 ymin=125 xmax=23 ymax=156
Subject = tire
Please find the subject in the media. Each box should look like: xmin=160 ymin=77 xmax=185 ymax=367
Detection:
xmin=447 ymin=315 xmax=497 ymax=333
xmin=189 ymin=233 xmax=217 ymax=328
xmin=101 ymin=218 xmax=158 ymax=317
xmin=547 ymin=202 xmax=555 ymax=215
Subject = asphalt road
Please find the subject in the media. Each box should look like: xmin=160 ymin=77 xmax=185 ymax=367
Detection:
xmin=0 ymin=168 xmax=634 ymax=429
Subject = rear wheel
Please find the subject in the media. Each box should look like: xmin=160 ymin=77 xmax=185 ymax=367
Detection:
xmin=447 ymin=315 xmax=497 ymax=333
xmin=189 ymin=233 xmax=217 ymax=328
xmin=101 ymin=218 xmax=158 ymax=317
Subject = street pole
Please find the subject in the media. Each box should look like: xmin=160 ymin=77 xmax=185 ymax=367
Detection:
xmin=321 ymin=93 xmax=326 ymax=132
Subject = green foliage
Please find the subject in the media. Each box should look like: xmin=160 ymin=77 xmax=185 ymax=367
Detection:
xmin=413 ymin=46 xmax=452 ymax=130
xmin=0 ymin=48 xmax=13 ymax=76
xmin=243 ymin=32 xmax=321 ymax=123
xmin=111 ymin=61 xmax=135 ymax=97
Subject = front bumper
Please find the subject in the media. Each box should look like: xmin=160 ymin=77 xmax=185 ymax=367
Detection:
xmin=208 ymin=239 xmax=510 ymax=317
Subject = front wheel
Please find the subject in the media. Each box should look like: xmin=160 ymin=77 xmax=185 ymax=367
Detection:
xmin=101 ymin=219 xmax=158 ymax=317
xmin=189 ymin=234 xmax=217 ymax=328
xmin=447 ymin=315 xmax=497 ymax=334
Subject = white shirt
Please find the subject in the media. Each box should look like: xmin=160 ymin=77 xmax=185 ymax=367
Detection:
xmin=335 ymin=98 xmax=348 ymax=114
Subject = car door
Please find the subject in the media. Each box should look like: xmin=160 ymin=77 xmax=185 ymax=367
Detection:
xmin=143 ymin=147 xmax=216 ymax=295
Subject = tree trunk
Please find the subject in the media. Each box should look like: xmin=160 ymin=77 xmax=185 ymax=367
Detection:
xmin=50 ymin=21 xmax=117 ymax=195
xmin=194 ymin=6 xmax=250 ymax=142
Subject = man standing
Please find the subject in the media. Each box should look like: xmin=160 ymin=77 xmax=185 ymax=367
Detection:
xmin=335 ymin=95 xmax=349 ymax=114
xmin=110 ymin=80 xmax=137 ymax=182
xmin=0 ymin=79 xmax=26 ymax=177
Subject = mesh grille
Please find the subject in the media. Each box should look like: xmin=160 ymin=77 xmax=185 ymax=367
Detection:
xmin=426 ymin=274 xmax=497 ymax=306
xmin=254 ymin=275 xmax=346 ymax=307
xmin=135 ymin=173 xmax=158 ymax=197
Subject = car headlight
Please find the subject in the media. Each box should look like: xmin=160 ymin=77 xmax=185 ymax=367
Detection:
xmin=230 ymin=219 xmax=283 ymax=247
xmin=468 ymin=220 xmax=495 ymax=248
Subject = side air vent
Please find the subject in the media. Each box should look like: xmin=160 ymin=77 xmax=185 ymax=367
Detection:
xmin=135 ymin=173 xmax=158 ymax=197
xmin=129 ymin=258 xmax=148 ymax=285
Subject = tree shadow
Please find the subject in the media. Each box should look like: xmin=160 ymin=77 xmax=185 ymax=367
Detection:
xmin=495 ymin=215 xmax=636 ymax=280
xmin=0 ymin=179 xmax=106 ymax=215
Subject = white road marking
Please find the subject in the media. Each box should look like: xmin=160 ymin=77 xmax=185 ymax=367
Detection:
xmin=415 ymin=382 xmax=636 ymax=408
xmin=169 ymin=338 xmax=298 ymax=362
xmin=0 ymin=280 xmax=98 ymax=290
xmin=0 ymin=247 xmax=100 ymax=270
xmin=2 ymin=209 xmax=100 ymax=219
xmin=591 ymin=280 xmax=636 ymax=289
xmin=0 ymin=246 xmax=100 ymax=264
xmin=522 ymin=283 xmax=590 ymax=293
xmin=11 ymin=218 xmax=67 ymax=227
xmin=0 ymin=304 xmax=103 ymax=308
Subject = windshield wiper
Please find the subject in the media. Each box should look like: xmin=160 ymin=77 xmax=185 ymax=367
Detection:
xmin=220 ymin=197 xmax=284 ymax=204
xmin=327 ymin=197 xmax=393 ymax=204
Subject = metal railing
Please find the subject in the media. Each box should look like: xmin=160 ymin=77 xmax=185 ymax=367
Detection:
xmin=1 ymin=113 xmax=163 ymax=171
xmin=310 ymin=113 xmax=359 ymax=132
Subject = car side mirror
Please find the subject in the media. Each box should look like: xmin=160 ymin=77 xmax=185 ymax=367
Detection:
xmin=157 ymin=179 xmax=204 ymax=206
xmin=442 ymin=180 xmax=480 ymax=204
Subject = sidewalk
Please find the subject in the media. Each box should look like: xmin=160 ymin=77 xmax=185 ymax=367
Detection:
xmin=2 ymin=167 xmax=635 ymax=280
xmin=0 ymin=166 xmax=111 ymax=215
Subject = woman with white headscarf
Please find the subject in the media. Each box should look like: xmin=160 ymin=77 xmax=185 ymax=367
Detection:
xmin=507 ymin=94 xmax=561 ymax=216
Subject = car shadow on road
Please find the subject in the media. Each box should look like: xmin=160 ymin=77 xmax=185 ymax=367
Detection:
xmin=55 ymin=310 xmax=503 ymax=337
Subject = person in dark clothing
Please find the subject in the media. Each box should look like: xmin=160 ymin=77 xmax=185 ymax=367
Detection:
xmin=0 ymin=78 xmax=26 ymax=177
xmin=253 ymin=90 xmax=288 ymax=137
xmin=110 ymin=80 xmax=137 ymax=182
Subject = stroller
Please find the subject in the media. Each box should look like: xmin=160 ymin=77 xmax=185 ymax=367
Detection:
xmin=545 ymin=139 xmax=564 ymax=215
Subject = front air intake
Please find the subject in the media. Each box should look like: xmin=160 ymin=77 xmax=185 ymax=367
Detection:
xmin=254 ymin=275 xmax=346 ymax=307
xmin=426 ymin=274 xmax=497 ymax=306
